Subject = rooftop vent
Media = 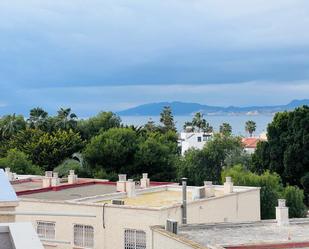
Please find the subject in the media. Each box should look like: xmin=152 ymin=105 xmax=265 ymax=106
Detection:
xmin=112 ymin=199 xmax=125 ymax=205
xmin=166 ymin=219 xmax=178 ymax=234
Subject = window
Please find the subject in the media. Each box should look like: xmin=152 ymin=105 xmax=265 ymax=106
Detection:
xmin=74 ymin=224 xmax=94 ymax=248
xmin=197 ymin=136 xmax=202 ymax=142
xmin=36 ymin=221 xmax=55 ymax=239
xmin=124 ymin=229 xmax=146 ymax=249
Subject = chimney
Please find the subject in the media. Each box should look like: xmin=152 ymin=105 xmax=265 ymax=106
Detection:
xmin=68 ymin=170 xmax=78 ymax=184
xmin=116 ymin=174 xmax=127 ymax=192
xmin=126 ymin=179 xmax=136 ymax=197
xmin=166 ymin=219 xmax=178 ymax=234
xmin=204 ymin=181 xmax=215 ymax=197
xmin=5 ymin=168 xmax=13 ymax=181
xmin=140 ymin=173 xmax=150 ymax=188
xmin=192 ymin=187 xmax=205 ymax=200
xmin=181 ymin=178 xmax=188 ymax=224
xmin=42 ymin=171 xmax=53 ymax=188
xmin=276 ymin=199 xmax=289 ymax=226
xmin=51 ymin=172 xmax=60 ymax=187
xmin=224 ymin=176 xmax=233 ymax=194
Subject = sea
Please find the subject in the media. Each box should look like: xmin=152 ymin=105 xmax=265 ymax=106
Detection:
xmin=120 ymin=114 xmax=275 ymax=136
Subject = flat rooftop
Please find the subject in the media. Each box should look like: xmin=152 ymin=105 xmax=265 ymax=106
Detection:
xmin=176 ymin=219 xmax=309 ymax=248
xmin=98 ymin=190 xmax=193 ymax=208
xmin=20 ymin=184 xmax=117 ymax=200
xmin=13 ymin=178 xmax=117 ymax=200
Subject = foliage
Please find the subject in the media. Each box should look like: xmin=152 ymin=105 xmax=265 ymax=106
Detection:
xmin=11 ymin=129 xmax=83 ymax=170
xmin=135 ymin=131 xmax=178 ymax=181
xmin=245 ymin=120 xmax=256 ymax=137
xmin=28 ymin=107 xmax=49 ymax=130
xmin=219 ymin=123 xmax=232 ymax=136
xmin=282 ymin=186 xmax=307 ymax=218
xmin=55 ymin=108 xmax=78 ymax=130
xmin=83 ymin=128 xmax=138 ymax=174
xmin=301 ymin=172 xmax=309 ymax=204
xmin=222 ymin=165 xmax=307 ymax=219
xmin=77 ymin=111 xmax=121 ymax=140
xmin=177 ymin=134 xmax=243 ymax=185
xmin=54 ymin=159 xmax=90 ymax=178
xmin=191 ymin=112 xmax=213 ymax=132
xmin=159 ymin=106 xmax=176 ymax=132
xmin=252 ymin=106 xmax=309 ymax=186
xmin=222 ymin=165 xmax=281 ymax=219
xmin=0 ymin=114 xmax=26 ymax=139
xmin=0 ymin=149 xmax=42 ymax=175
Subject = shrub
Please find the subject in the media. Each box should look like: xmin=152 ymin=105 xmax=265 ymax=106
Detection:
xmin=0 ymin=149 xmax=42 ymax=175
xmin=282 ymin=186 xmax=307 ymax=218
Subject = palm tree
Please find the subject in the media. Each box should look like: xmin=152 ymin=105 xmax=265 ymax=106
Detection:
xmin=55 ymin=108 xmax=78 ymax=130
xmin=192 ymin=112 xmax=213 ymax=132
xmin=0 ymin=114 xmax=26 ymax=138
xmin=245 ymin=120 xmax=256 ymax=137
xmin=220 ymin=122 xmax=232 ymax=136
xmin=28 ymin=107 xmax=48 ymax=129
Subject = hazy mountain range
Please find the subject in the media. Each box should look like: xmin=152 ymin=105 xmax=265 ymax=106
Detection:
xmin=117 ymin=99 xmax=309 ymax=116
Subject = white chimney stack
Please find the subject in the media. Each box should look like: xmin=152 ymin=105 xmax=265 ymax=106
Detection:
xmin=42 ymin=171 xmax=53 ymax=188
xmin=140 ymin=173 xmax=150 ymax=188
xmin=276 ymin=199 xmax=289 ymax=226
xmin=68 ymin=170 xmax=78 ymax=184
xmin=204 ymin=181 xmax=215 ymax=197
xmin=116 ymin=174 xmax=127 ymax=192
xmin=5 ymin=168 xmax=13 ymax=181
xmin=224 ymin=176 xmax=233 ymax=194
xmin=126 ymin=179 xmax=136 ymax=197
xmin=51 ymin=172 xmax=60 ymax=187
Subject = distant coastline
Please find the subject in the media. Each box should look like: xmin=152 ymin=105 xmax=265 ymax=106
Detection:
xmin=117 ymin=99 xmax=309 ymax=116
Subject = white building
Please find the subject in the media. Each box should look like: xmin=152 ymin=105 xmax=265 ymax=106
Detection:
xmin=180 ymin=132 xmax=213 ymax=155
xmin=8 ymin=171 xmax=260 ymax=249
xmin=0 ymin=169 xmax=44 ymax=249
xmin=152 ymin=199 xmax=306 ymax=249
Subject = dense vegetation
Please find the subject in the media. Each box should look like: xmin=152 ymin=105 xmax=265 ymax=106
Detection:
xmin=0 ymin=105 xmax=308 ymax=218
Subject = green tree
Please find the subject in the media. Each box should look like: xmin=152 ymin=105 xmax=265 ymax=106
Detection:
xmin=0 ymin=114 xmax=26 ymax=139
xmin=10 ymin=129 xmax=83 ymax=170
xmin=282 ymin=186 xmax=307 ymax=218
xmin=83 ymin=128 xmax=138 ymax=174
xmin=245 ymin=120 xmax=256 ymax=137
xmin=192 ymin=112 xmax=213 ymax=132
xmin=253 ymin=106 xmax=309 ymax=186
xmin=219 ymin=123 xmax=232 ymax=136
xmin=54 ymin=159 xmax=90 ymax=178
xmin=160 ymin=106 xmax=176 ymax=132
xmin=77 ymin=111 xmax=121 ymax=140
xmin=55 ymin=108 xmax=78 ymax=130
xmin=222 ymin=165 xmax=281 ymax=219
xmin=0 ymin=149 xmax=42 ymax=175
xmin=28 ymin=107 xmax=48 ymax=130
xmin=144 ymin=118 xmax=158 ymax=133
xmin=135 ymin=131 xmax=178 ymax=181
xmin=177 ymin=134 xmax=243 ymax=185
xmin=301 ymin=173 xmax=309 ymax=205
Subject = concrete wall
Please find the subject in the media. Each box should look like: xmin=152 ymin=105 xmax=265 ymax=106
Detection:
xmin=152 ymin=227 xmax=205 ymax=249
xmin=15 ymin=188 xmax=260 ymax=249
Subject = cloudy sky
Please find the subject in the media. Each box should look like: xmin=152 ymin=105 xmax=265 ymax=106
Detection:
xmin=0 ymin=0 xmax=309 ymax=116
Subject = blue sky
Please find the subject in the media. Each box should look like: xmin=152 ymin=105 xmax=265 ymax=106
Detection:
xmin=0 ymin=0 xmax=309 ymax=116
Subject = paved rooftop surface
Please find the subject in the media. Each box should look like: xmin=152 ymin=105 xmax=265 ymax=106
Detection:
xmin=98 ymin=190 xmax=192 ymax=207
xmin=12 ymin=181 xmax=42 ymax=192
xmin=19 ymin=184 xmax=117 ymax=200
xmin=0 ymin=233 xmax=13 ymax=249
xmin=179 ymin=220 xmax=309 ymax=247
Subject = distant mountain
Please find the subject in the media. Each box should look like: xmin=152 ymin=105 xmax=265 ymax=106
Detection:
xmin=117 ymin=99 xmax=309 ymax=116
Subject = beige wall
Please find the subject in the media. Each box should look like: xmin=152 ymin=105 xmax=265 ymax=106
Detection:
xmin=15 ymin=188 xmax=260 ymax=249
xmin=152 ymin=228 xmax=206 ymax=249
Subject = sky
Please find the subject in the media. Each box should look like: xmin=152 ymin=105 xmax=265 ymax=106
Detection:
xmin=0 ymin=0 xmax=309 ymax=116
